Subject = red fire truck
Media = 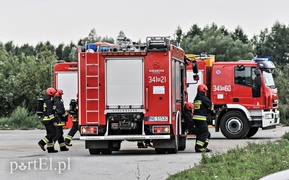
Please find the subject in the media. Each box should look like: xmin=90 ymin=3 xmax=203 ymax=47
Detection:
xmin=186 ymin=54 xmax=280 ymax=139
xmin=53 ymin=62 xmax=78 ymax=128
xmin=77 ymin=37 xmax=196 ymax=154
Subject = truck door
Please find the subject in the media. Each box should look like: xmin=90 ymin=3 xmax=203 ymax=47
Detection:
xmin=232 ymin=66 xmax=258 ymax=107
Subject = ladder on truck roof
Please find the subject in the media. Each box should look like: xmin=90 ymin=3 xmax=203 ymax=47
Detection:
xmin=85 ymin=51 xmax=100 ymax=124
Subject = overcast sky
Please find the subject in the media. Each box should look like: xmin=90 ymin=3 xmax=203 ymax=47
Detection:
xmin=1 ymin=0 xmax=289 ymax=46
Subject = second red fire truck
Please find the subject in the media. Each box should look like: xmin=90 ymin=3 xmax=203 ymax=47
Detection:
xmin=186 ymin=54 xmax=280 ymax=139
xmin=77 ymin=37 xmax=196 ymax=154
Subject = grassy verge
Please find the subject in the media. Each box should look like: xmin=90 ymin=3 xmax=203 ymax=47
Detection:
xmin=167 ymin=133 xmax=289 ymax=180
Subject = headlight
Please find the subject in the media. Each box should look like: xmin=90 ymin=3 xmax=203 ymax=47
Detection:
xmin=264 ymin=114 xmax=273 ymax=119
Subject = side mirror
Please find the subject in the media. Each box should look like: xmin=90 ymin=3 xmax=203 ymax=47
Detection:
xmin=255 ymin=76 xmax=262 ymax=87
xmin=192 ymin=60 xmax=198 ymax=74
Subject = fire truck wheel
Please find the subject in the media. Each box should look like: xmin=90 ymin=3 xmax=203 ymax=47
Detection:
xmin=178 ymin=136 xmax=186 ymax=151
xmin=245 ymin=127 xmax=259 ymax=138
xmin=89 ymin=149 xmax=101 ymax=155
xmin=101 ymin=148 xmax=113 ymax=154
xmin=220 ymin=110 xmax=249 ymax=139
xmin=167 ymin=136 xmax=179 ymax=154
xmin=155 ymin=148 xmax=166 ymax=154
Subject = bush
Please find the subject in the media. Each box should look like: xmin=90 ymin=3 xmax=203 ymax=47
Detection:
xmin=278 ymin=103 xmax=289 ymax=125
xmin=0 ymin=106 xmax=42 ymax=129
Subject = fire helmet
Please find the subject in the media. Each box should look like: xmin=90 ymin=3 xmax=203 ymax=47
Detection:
xmin=185 ymin=102 xmax=194 ymax=111
xmin=46 ymin=87 xmax=57 ymax=96
xmin=55 ymin=89 xmax=64 ymax=97
xmin=197 ymin=84 xmax=208 ymax=93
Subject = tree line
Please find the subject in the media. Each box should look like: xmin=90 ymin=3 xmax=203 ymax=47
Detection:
xmin=1 ymin=22 xmax=289 ymax=123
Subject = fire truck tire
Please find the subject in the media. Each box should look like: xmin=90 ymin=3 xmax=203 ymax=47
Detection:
xmin=167 ymin=136 xmax=178 ymax=154
xmin=101 ymin=148 xmax=113 ymax=154
xmin=155 ymin=148 xmax=166 ymax=154
xmin=220 ymin=110 xmax=249 ymax=139
xmin=178 ymin=136 xmax=186 ymax=151
xmin=89 ymin=149 xmax=101 ymax=155
xmin=245 ymin=127 xmax=259 ymax=138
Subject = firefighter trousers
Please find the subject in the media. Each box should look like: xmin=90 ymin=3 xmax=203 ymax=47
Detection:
xmin=67 ymin=121 xmax=79 ymax=137
xmin=52 ymin=126 xmax=65 ymax=144
xmin=193 ymin=120 xmax=211 ymax=150
xmin=43 ymin=122 xmax=56 ymax=143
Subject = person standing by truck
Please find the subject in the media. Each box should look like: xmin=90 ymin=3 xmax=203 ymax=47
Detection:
xmin=65 ymin=93 xmax=79 ymax=146
xmin=193 ymin=84 xmax=214 ymax=153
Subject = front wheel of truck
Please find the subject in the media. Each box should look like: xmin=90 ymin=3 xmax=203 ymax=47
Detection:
xmin=220 ymin=110 xmax=249 ymax=139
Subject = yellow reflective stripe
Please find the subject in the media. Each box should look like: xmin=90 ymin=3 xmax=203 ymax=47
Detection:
xmin=42 ymin=138 xmax=49 ymax=143
xmin=57 ymin=122 xmax=66 ymax=126
xmin=62 ymin=112 xmax=68 ymax=117
xmin=211 ymin=103 xmax=214 ymax=110
xmin=205 ymin=139 xmax=209 ymax=143
xmin=66 ymin=136 xmax=72 ymax=140
xmin=43 ymin=115 xmax=55 ymax=121
xmin=47 ymin=143 xmax=55 ymax=147
xmin=72 ymin=118 xmax=78 ymax=122
xmin=196 ymin=140 xmax=204 ymax=146
xmin=193 ymin=115 xmax=206 ymax=121
xmin=49 ymin=115 xmax=55 ymax=118
xmin=194 ymin=100 xmax=202 ymax=110
xmin=59 ymin=143 xmax=66 ymax=147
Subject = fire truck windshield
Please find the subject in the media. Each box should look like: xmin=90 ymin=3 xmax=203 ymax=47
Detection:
xmin=263 ymin=70 xmax=275 ymax=88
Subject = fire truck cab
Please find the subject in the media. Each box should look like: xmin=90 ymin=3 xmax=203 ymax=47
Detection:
xmin=78 ymin=37 xmax=193 ymax=154
xmin=186 ymin=54 xmax=280 ymax=139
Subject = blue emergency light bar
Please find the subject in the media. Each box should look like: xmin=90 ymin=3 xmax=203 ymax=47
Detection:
xmin=252 ymin=57 xmax=270 ymax=61
xmin=85 ymin=43 xmax=97 ymax=52
xmin=253 ymin=57 xmax=275 ymax=69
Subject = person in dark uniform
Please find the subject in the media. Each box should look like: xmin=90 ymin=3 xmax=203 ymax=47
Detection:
xmin=65 ymin=93 xmax=79 ymax=146
xmin=182 ymin=102 xmax=196 ymax=134
xmin=193 ymin=84 xmax=214 ymax=153
xmin=53 ymin=89 xmax=69 ymax=151
xmin=38 ymin=87 xmax=58 ymax=153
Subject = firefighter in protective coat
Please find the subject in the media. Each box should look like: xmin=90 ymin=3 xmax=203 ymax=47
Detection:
xmin=65 ymin=93 xmax=79 ymax=146
xmin=182 ymin=102 xmax=196 ymax=134
xmin=193 ymin=84 xmax=214 ymax=153
xmin=38 ymin=87 xmax=58 ymax=153
xmin=52 ymin=89 xmax=69 ymax=151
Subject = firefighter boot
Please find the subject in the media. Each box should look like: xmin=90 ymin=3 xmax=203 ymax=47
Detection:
xmin=38 ymin=138 xmax=48 ymax=151
xmin=65 ymin=136 xmax=72 ymax=146
xmin=60 ymin=143 xmax=69 ymax=151
xmin=195 ymin=143 xmax=211 ymax=153
xmin=195 ymin=145 xmax=212 ymax=153
xmin=47 ymin=143 xmax=58 ymax=153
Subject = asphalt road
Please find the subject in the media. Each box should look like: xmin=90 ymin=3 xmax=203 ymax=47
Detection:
xmin=0 ymin=126 xmax=288 ymax=180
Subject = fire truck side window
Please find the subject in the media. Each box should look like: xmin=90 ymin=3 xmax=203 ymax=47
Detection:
xmin=234 ymin=66 xmax=252 ymax=87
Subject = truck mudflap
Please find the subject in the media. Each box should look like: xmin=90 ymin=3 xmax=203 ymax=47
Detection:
xmin=80 ymin=135 xmax=171 ymax=141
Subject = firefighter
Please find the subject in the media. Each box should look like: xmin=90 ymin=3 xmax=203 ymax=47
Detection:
xmin=65 ymin=93 xmax=79 ymax=146
xmin=193 ymin=84 xmax=214 ymax=153
xmin=52 ymin=89 xmax=69 ymax=151
xmin=182 ymin=102 xmax=196 ymax=134
xmin=38 ymin=87 xmax=58 ymax=153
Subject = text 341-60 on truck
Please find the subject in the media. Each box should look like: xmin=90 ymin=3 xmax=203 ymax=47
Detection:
xmin=186 ymin=54 xmax=279 ymax=139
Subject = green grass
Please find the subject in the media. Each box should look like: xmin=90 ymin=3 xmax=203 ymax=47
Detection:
xmin=167 ymin=135 xmax=289 ymax=180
